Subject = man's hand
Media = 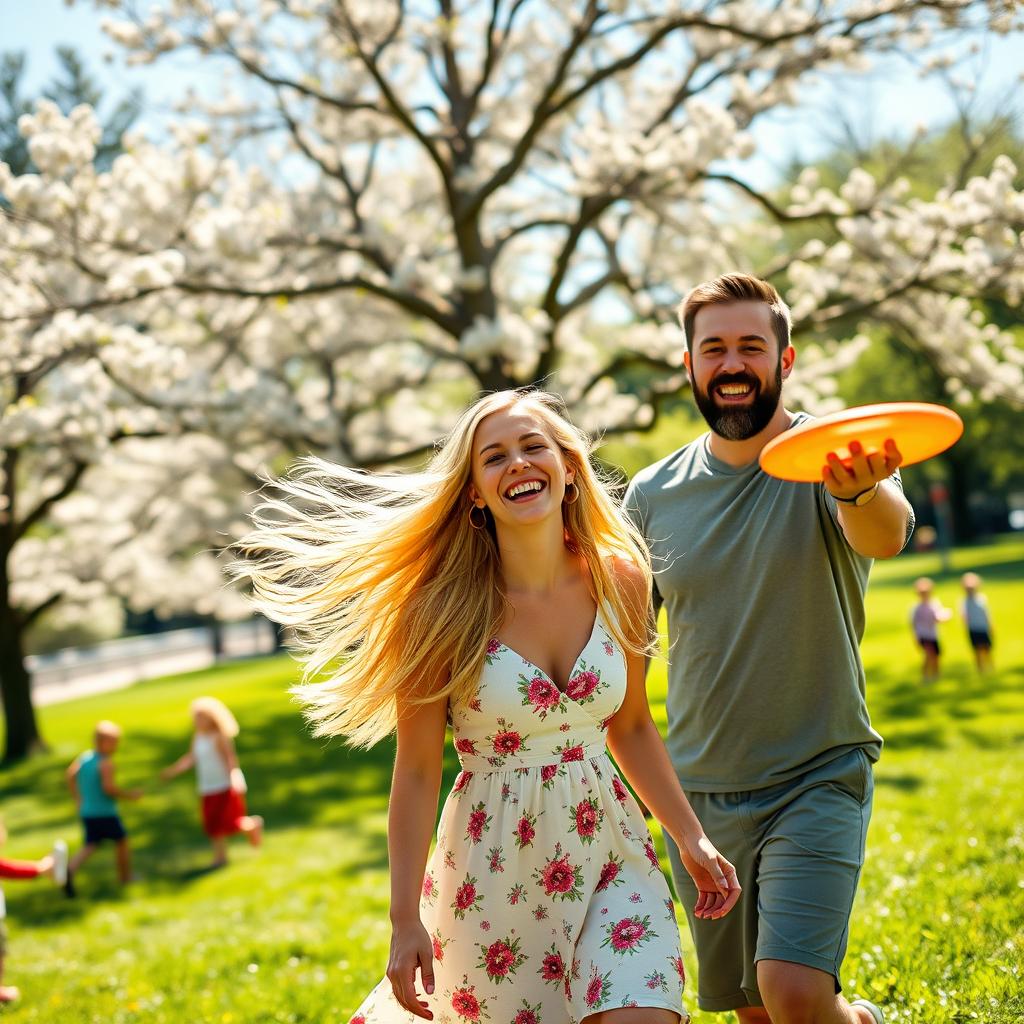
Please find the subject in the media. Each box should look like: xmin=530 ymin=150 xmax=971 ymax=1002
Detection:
xmin=823 ymin=438 xmax=902 ymax=502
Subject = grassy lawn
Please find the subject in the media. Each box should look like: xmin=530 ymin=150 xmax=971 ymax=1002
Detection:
xmin=1 ymin=535 xmax=1022 ymax=1023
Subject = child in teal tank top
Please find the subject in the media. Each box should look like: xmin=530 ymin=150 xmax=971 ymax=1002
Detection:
xmin=64 ymin=721 xmax=143 ymax=897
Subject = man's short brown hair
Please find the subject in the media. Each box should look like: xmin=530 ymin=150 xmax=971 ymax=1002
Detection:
xmin=678 ymin=273 xmax=792 ymax=355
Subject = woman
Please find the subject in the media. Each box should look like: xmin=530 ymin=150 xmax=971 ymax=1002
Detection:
xmin=236 ymin=390 xmax=740 ymax=1024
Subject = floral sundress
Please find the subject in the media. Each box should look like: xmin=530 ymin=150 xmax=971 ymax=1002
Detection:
xmin=350 ymin=609 xmax=688 ymax=1024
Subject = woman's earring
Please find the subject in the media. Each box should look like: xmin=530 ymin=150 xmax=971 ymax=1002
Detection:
xmin=469 ymin=504 xmax=488 ymax=529
xmin=563 ymin=481 xmax=579 ymax=505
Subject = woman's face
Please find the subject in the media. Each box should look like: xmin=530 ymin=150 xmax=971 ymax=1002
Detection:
xmin=193 ymin=710 xmax=214 ymax=732
xmin=468 ymin=405 xmax=574 ymax=531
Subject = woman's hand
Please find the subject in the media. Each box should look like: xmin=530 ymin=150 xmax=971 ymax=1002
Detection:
xmin=678 ymin=832 xmax=741 ymax=920
xmin=386 ymin=918 xmax=435 ymax=1020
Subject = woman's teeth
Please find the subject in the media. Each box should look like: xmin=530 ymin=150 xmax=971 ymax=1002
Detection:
xmin=506 ymin=480 xmax=544 ymax=499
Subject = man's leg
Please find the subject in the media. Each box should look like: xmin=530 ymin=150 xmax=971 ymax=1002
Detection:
xmin=665 ymin=791 xmax=762 ymax=1014
xmin=68 ymin=842 xmax=96 ymax=874
xmin=758 ymin=961 xmax=874 ymax=1024
xmin=751 ymin=750 xmax=875 ymax=1024
xmin=736 ymin=1008 xmax=772 ymax=1023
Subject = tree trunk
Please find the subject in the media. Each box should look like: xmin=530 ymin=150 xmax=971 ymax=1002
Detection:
xmin=0 ymin=592 xmax=44 ymax=763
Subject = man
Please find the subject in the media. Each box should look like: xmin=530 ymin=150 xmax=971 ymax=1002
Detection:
xmin=625 ymin=273 xmax=913 ymax=1024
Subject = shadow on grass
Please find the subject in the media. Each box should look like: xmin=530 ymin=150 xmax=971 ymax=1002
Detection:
xmin=871 ymin=551 xmax=1024 ymax=590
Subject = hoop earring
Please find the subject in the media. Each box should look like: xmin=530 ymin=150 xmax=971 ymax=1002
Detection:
xmin=563 ymin=482 xmax=579 ymax=505
xmin=469 ymin=504 xmax=488 ymax=529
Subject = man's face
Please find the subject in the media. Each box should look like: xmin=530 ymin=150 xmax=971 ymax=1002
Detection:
xmin=685 ymin=300 xmax=793 ymax=440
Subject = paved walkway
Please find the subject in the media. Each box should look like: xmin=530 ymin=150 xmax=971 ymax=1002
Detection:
xmin=29 ymin=620 xmax=279 ymax=706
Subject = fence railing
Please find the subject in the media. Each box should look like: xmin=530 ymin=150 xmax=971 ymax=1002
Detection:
xmin=28 ymin=620 xmax=279 ymax=706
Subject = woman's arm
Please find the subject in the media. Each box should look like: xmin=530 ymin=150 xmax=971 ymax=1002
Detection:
xmin=606 ymin=559 xmax=741 ymax=920
xmin=386 ymin=690 xmax=449 ymax=1021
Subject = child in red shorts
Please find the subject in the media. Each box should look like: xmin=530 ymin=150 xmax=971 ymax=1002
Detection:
xmin=0 ymin=817 xmax=66 ymax=1003
xmin=161 ymin=697 xmax=263 ymax=867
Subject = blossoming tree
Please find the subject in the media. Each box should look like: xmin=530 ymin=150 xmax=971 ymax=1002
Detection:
xmin=2 ymin=0 xmax=1023 ymax=758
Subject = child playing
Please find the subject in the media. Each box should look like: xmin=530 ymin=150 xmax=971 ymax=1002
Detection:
xmin=911 ymin=577 xmax=952 ymax=682
xmin=0 ymin=818 xmax=67 ymax=1003
xmin=161 ymin=697 xmax=263 ymax=867
xmin=65 ymin=720 xmax=143 ymax=896
xmin=961 ymin=572 xmax=995 ymax=674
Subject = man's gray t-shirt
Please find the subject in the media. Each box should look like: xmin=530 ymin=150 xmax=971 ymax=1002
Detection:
xmin=624 ymin=414 xmax=912 ymax=793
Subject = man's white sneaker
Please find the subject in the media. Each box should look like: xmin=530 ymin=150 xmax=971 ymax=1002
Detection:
xmin=51 ymin=839 xmax=68 ymax=886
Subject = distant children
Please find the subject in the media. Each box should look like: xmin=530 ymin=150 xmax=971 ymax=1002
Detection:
xmin=0 ymin=818 xmax=67 ymax=1003
xmin=161 ymin=697 xmax=263 ymax=868
xmin=961 ymin=572 xmax=994 ymax=674
xmin=65 ymin=720 xmax=143 ymax=896
xmin=911 ymin=577 xmax=952 ymax=682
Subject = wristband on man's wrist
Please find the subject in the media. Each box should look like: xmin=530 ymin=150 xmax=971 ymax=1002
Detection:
xmin=833 ymin=482 xmax=880 ymax=507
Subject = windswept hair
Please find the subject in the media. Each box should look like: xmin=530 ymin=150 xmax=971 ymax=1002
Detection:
xmin=231 ymin=389 xmax=654 ymax=748
xmin=191 ymin=696 xmax=240 ymax=739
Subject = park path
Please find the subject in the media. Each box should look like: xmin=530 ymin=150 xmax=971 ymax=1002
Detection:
xmin=29 ymin=620 xmax=277 ymax=706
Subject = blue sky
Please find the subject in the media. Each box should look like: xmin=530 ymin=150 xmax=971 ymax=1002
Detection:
xmin=8 ymin=0 xmax=1023 ymax=189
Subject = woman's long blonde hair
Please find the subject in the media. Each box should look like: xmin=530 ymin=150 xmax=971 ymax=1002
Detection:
xmin=232 ymin=389 xmax=654 ymax=747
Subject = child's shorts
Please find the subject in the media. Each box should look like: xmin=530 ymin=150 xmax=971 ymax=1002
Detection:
xmin=201 ymin=788 xmax=247 ymax=838
xmin=82 ymin=815 xmax=127 ymax=844
xmin=968 ymin=630 xmax=992 ymax=649
xmin=917 ymin=637 xmax=940 ymax=656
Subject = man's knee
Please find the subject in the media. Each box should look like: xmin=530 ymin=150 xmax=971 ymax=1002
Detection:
xmin=757 ymin=960 xmax=835 ymax=1023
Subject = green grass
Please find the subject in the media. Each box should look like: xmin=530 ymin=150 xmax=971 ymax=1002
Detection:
xmin=2 ymin=535 xmax=1022 ymax=1023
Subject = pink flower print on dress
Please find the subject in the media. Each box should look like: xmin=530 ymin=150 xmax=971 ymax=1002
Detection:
xmin=539 ymin=946 xmax=565 ymax=987
xmin=444 ymin=848 xmax=457 ymax=870
xmin=585 ymin=965 xmax=613 ymax=1010
xmin=564 ymin=664 xmax=601 ymax=703
xmin=468 ymin=696 xmax=483 ymax=712
xmin=452 ymin=874 xmax=483 ymax=920
xmin=485 ymin=638 xmax=502 ymax=665
xmin=453 ymin=771 xmax=474 ymax=795
xmin=455 ymin=737 xmax=479 ymax=757
xmin=513 ymin=811 xmax=538 ymax=849
xmin=644 ymin=970 xmax=668 ymax=993
xmin=593 ymin=851 xmax=622 ymax=892
xmin=602 ymin=639 xmax=615 ymax=657
xmin=487 ymin=845 xmax=506 ymax=873
xmin=518 ymin=674 xmax=563 ymax=719
xmin=466 ymin=802 xmax=491 ymax=845
xmin=349 ymin=1016 xmax=366 ymax=1024
xmin=421 ymin=871 xmax=437 ymax=906
xmin=611 ymin=776 xmax=629 ymax=803
xmin=642 ymin=839 xmax=660 ymax=871
xmin=670 ymin=955 xmax=686 ymax=985
xmin=534 ymin=843 xmax=584 ymax=902
xmin=629 ymin=892 xmax=642 ymax=904
xmin=451 ymin=981 xmax=489 ymax=1022
xmin=532 ymin=904 xmax=549 ymax=921
xmin=565 ymin=957 xmax=581 ymax=999
xmin=601 ymin=914 xmax=657 ymax=956
xmin=569 ymin=796 xmax=603 ymax=845
xmin=513 ymin=1000 xmax=542 ymax=1024
xmin=507 ymin=883 xmax=527 ymax=905
xmin=480 ymin=920 xmax=491 ymax=931
xmin=599 ymin=715 xmax=614 ymax=732
xmin=556 ymin=740 xmax=585 ymax=763
xmin=540 ymin=763 xmax=564 ymax=790
xmin=485 ymin=717 xmax=530 ymax=766
xmin=477 ymin=935 xmax=527 ymax=985
xmin=432 ymin=931 xmax=450 ymax=964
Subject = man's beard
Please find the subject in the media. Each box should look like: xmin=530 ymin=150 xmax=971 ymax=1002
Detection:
xmin=692 ymin=365 xmax=783 ymax=441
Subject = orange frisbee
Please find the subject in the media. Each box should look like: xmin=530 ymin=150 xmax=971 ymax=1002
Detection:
xmin=759 ymin=402 xmax=963 ymax=483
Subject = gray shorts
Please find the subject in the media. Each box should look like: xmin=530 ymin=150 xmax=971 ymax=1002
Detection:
xmin=666 ymin=747 xmax=874 ymax=1012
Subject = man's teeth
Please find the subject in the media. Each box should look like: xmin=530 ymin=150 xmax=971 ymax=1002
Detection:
xmin=507 ymin=481 xmax=544 ymax=498
xmin=718 ymin=384 xmax=751 ymax=396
